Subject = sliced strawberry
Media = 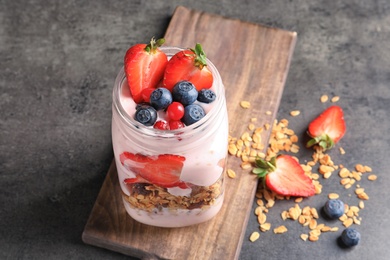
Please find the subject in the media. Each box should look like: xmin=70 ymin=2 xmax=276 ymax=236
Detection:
xmin=124 ymin=38 xmax=168 ymax=103
xmin=253 ymin=155 xmax=315 ymax=197
xmin=140 ymin=87 xmax=155 ymax=103
xmin=306 ymin=105 xmax=346 ymax=151
xmin=163 ymin=43 xmax=213 ymax=91
xmin=120 ymin=152 xmax=186 ymax=188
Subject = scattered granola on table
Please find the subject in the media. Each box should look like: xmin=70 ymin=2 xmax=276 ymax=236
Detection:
xmin=231 ymin=96 xmax=376 ymax=245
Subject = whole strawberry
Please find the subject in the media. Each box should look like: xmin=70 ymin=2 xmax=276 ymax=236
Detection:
xmin=163 ymin=43 xmax=213 ymax=91
xmin=306 ymin=105 xmax=346 ymax=151
xmin=124 ymin=38 xmax=168 ymax=103
xmin=253 ymin=155 xmax=315 ymax=197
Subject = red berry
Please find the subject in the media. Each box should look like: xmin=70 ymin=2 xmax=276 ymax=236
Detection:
xmin=307 ymin=105 xmax=346 ymax=151
xmin=153 ymin=120 xmax=169 ymax=130
xmin=166 ymin=102 xmax=185 ymax=121
xmin=121 ymin=152 xmax=186 ymax=188
xmin=124 ymin=38 xmax=167 ymax=103
xmin=169 ymin=120 xmax=185 ymax=130
xmin=141 ymin=87 xmax=155 ymax=103
xmin=163 ymin=43 xmax=213 ymax=91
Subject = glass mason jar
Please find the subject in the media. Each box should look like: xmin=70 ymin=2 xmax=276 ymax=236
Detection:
xmin=112 ymin=47 xmax=228 ymax=227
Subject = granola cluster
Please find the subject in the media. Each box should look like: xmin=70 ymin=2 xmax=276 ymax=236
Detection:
xmin=122 ymin=177 xmax=224 ymax=212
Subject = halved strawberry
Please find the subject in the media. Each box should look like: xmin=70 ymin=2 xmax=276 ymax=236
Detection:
xmin=306 ymin=105 xmax=346 ymax=151
xmin=163 ymin=43 xmax=213 ymax=91
xmin=120 ymin=152 xmax=187 ymax=188
xmin=124 ymin=38 xmax=168 ymax=103
xmin=140 ymin=87 xmax=155 ymax=103
xmin=253 ymin=155 xmax=315 ymax=197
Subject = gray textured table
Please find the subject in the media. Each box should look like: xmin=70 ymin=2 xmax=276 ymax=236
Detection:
xmin=1 ymin=1 xmax=389 ymax=259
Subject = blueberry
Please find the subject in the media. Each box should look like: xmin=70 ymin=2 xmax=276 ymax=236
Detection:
xmin=134 ymin=104 xmax=157 ymax=126
xmin=182 ymin=104 xmax=205 ymax=125
xmin=323 ymin=199 xmax=345 ymax=219
xmin=197 ymin=89 xmax=216 ymax=103
xmin=150 ymin=88 xmax=172 ymax=110
xmin=172 ymin=81 xmax=198 ymax=106
xmin=341 ymin=228 xmax=361 ymax=247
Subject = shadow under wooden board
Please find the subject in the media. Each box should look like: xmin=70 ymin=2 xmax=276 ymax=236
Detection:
xmin=82 ymin=5 xmax=297 ymax=260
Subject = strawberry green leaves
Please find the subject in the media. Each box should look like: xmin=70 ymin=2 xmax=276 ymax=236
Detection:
xmin=253 ymin=157 xmax=276 ymax=178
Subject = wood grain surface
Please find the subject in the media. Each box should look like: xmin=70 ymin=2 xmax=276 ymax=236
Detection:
xmin=82 ymin=6 xmax=296 ymax=260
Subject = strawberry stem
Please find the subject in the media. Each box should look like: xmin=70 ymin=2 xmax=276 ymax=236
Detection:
xmin=145 ymin=37 xmax=165 ymax=54
xmin=252 ymin=156 xmax=277 ymax=178
xmin=306 ymin=134 xmax=334 ymax=151
xmin=191 ymin=43 xmax=208 ymax=69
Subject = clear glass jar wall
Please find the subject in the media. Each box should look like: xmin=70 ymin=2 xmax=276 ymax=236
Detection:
xmin=112 ymin=47 xmax=228 ymax=227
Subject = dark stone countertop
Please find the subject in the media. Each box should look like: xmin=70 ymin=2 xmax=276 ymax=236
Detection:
xmin=1 ymin=1 xmax=389 ymax=259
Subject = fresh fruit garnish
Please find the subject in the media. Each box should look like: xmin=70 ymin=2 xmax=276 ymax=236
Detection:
xmin=166 ymin=102 xmax=185 ymax=121
xmin=163 ymin=43 xmax=213 ymax=91
xmin=253 ymin=154 xmax=315 ymax=197
xmin=197 ymin=89 xmax=216 ymax=103
xmin=150 ymin=87 xmax=172 ymax=110
xmin=140 ymin=87 xmax=155 ymax=103
xmin=169 ymin=120 xmax=185 ymax=130
xmin=153 ymin=120 xmax=169 ymax=130
xmin=323 ymin=199 xmax=345 ymax=219
xmin=124 ymin=37 xmax=168 ymax=103
xmin=341 ymin=228 xmax=361 ymax=247
xmin=171 ymin=81 xmax=199 ymax=106
xmin=306 ymin=105 xmax=346 ymax=151
xmin=120 ymin=152 xmax=187 ymax=188
xmin=182 ymin=104 xmax=206 ymax=126
xmin=134 ymin=104 xmax=157 ymax=126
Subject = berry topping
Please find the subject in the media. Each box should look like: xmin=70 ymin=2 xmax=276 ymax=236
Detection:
xmin=163 ymin=43 xmax=213 ymax=91
xmin=140 ymin=87 xmax=155 ymax=103
xmin=167 ymin=102 xmax=185 ymax=121
xmin=124 ymin=38 xmax=167 ymax=103
xmin=169 ymin=120 xmax=185 ymax=130
xmin=134 ymin=104 xmax=157 ymax=126
xmin=150 ymin=87 xmax=172 ymax=110
xmin=153 ymin=120 xmax=169 ymax=130
xmin=197 ymin=89 xmax=216 ymax=103
xmin=124 ymin=41 xmax=216 ymax=130
xmin=172 ymin=81 xmax=198 ymax=106
xmin=341 ymin=228 xmax=361 ymax=247
xmin=182 ymin=104 xmax=206 ymax=125
xmin=253 ymin=155 xmax=315 ymax=197
xmin=323 ymin=199 xmax=345 ymax=219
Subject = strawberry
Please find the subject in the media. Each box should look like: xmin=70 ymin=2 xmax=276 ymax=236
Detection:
xmin=306 ymin=105 xmax=346 ymax=151
xmin=253 ymin=155 xmax=315 ymax=197
xmin=140 ymin=87 xmax=155 ymax=103
xmin=124 ymin=38 xmax=168 ymax=103
xmin=120 ymin=152 xmax=187 ymax=188
xmin=163 ymin=43 xmax=213 ymax=91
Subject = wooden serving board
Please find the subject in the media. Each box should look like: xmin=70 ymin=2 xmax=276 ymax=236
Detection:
xmin=82 ymin=6 xmax=296 ymax=260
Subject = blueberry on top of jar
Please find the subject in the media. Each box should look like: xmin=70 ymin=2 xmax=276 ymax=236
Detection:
xmin=172 ymin=81 xmax=198 ymax=106
xmin=323 ymin=199 xmax=345 ymax=219
xmin=150 ymin=88 xmax=172 ymax=110
xmin=182 ymin=104 xmax=205 ymax=125
xmin=197 ymin=89 xmax=216 ymax=103
xmin=134 ymin=104 xmax=157 ymax=126
xmin=341 ymin=228 xmax=361 ymax=247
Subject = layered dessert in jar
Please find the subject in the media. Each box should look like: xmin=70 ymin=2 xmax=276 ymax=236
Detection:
xmin=111 ymin=38 xmax=228 ymax=227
